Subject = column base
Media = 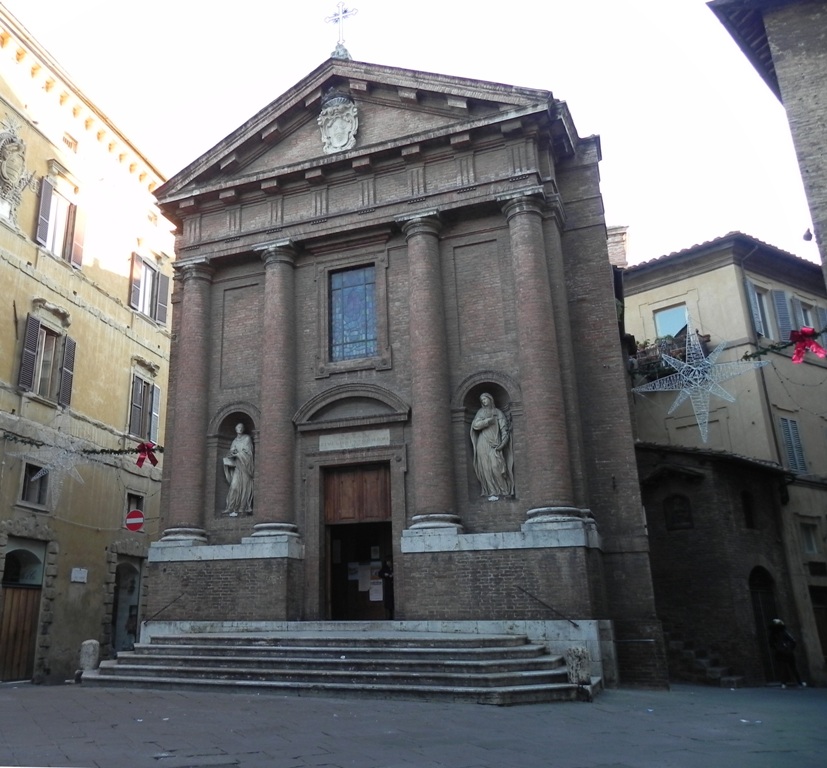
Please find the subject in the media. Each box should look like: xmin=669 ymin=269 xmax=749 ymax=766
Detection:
xmin=158 ymin=526 xmax=208 ymax=544
xmin=407 ymin=513 xmax=464 ymax=532
xmin=523 ymin=506 xmax=593 ymax=527
xmin=247 ymin=522 xmax=300 ymax=538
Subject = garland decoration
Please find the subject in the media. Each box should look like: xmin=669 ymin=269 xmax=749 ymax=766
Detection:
xmin=2 ymin=431 xmax=164 ymax=458
xmin=742 ymin=326 xmax=827 ymax=362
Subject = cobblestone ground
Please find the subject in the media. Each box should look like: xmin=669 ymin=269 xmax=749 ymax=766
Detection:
xmin=0 ymin=682 xmax=825 ymax=768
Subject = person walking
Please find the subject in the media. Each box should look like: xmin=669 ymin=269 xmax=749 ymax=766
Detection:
xmin=768 ymin=619 xmax=806 ymax=688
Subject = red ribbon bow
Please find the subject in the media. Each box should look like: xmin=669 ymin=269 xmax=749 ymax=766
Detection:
xmin=790 ymin=327 xmax=827 ymax=363
xmin=136 ymin=441 xmax=158 ymax=467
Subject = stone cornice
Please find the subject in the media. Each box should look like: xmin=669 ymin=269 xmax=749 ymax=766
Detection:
xmin=0 ymin=8 xmax=165 ymax=193
xmin=172 ymin=175 xmax=556 ymax=263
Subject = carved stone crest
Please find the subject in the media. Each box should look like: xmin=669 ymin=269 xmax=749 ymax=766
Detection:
xmin=0 ymin=115 xmax=35 ymax=226
xmin=317 ymin=89 xmax=358 ymax=154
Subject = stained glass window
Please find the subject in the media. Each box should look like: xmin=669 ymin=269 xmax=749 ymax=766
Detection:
xmin=329 ymin=265 xmax=377 ymax=361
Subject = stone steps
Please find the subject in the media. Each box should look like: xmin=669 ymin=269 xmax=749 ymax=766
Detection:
xmin=83 ymin=628 xmax=598 ymax=705
xmin=664 ymin=630 xmax=746 ymax=688
xmin=118 ymin=650 xmax=560 ymax=674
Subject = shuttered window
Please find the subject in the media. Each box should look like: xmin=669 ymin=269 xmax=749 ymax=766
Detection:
xmin=35 ymin=178 xmax=84 ymax=267
xmin=779 ymin=417 xmax=807 ymax=472
xmin=17 ymin=314 xmax=76 ymax=405
xmin=129 ymin=374 xmax=161 ymax=442
xmin=129 ymin=253 xmax=169 ymax=325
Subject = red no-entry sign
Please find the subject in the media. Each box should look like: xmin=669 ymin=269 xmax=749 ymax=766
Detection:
xmin=125 ymin=509 xmax=144 ymax=531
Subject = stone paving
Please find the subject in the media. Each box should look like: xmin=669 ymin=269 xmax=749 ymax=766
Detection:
xmin=0 ymin=681 xmax=825 ymax=768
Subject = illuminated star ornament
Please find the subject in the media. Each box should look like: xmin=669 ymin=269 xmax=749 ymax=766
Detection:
xmin=10 ymin=446 xmax=85 ymax=505
xmin=633 ymin=318 xmax=769 ymax=443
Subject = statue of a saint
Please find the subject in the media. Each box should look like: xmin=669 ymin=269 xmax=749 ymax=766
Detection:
xmin=470 ymin=393 xmax=514 ymax=501
xmin=223 ymin=423 xmax=254 ymax=516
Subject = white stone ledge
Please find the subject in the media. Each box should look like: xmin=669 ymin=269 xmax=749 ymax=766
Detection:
xmin=148 ymin=537 xmax=304 ymax=562
xmin=400 ymin=525 xmax=601 ymax=553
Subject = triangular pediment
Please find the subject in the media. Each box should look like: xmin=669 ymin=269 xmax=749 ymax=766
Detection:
xmin=156 ymin=58 xmax=555 ymax=206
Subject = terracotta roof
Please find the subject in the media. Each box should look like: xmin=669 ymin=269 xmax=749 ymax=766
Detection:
xmin=635 ymin=440 xmax=789 ymax=474
xmin=623 ymin=231 xmax=816 ymax=273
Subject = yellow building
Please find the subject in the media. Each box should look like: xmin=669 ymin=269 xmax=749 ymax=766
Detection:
xmin=0 ymin=8 xmax=173 ymax=682
xmin=624 ymin=233 xmax=827 ymax=685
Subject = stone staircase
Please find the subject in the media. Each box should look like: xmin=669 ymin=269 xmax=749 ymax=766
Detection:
xmin=83 ymin=627 xmax=598 ymax=705
xmin=664 ymin=630 xmax=745 ymax=688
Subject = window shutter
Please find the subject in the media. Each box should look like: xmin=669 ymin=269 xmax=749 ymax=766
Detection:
xmin=129 ymin=375 xmax=143 ymax=436
xmin=817 ymin=307 xmax=827 ymax=346
xmin=35 ymin=178 xmax=54 ymax=245
xmin=155 ymin=272 xmax=170 ymax=325
xmin=68 ymin=205 xmax=85 ymax=268
xmin=744 ymin=281 xmax=764 ymax=336
xmin=780 ymin=417 xmax=807 ymax=471
xmin=790 ymin=296 xmax=805 ymax=330
xmin=772 ymin=290 xmax=793 ymax=341
xmin=58 ymin=336 xmax=76 ymax=407
xmin=18 ymin=314 xmax=41 ymax=391
xmin=129 ymin=253 xmax=142 ymax=310
xmin=150 ymin=385 xmax=161 ymax=443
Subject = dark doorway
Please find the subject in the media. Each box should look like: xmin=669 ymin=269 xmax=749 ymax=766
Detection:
xmin=810 ymin=586 xmax=827 ymax=663
xmin=324 ymin=463 xmax=392 ymax=620
xmin=327 ymin=521 xmax=392 ymax=620
xmin=750 ymin=566 xmax=780 ymax=682
xmin=111 ymin=560 xmax=141 ymax=653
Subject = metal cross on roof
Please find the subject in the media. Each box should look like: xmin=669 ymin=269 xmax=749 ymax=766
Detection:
xmin=325 ymin=2 xmax=358 ymax=45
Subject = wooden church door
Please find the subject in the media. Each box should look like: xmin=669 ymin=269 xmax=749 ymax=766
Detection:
xmin=324 ymin=464 xmax=392 ymax=620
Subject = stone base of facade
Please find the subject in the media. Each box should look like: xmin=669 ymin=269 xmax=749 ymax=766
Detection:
xmin=146 ymin=538 xmax=305 ymax=622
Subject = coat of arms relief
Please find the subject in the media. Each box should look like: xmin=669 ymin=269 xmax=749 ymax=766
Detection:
xmin=317 ymin=89 xmax=359 ymax=154
xmin=0 ymin=115 xmax=36 ymax=226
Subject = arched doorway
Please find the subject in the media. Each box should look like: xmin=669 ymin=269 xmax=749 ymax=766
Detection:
xmin=111 ymin=560 xmax=141 ymax=652
xmin=0 ymin=542 xmax=45 ymax=681
xmin=750 ymin=566 xmax=779 ymax=682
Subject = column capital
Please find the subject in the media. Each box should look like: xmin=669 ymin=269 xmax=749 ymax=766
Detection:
xmin=399 ymin=213 xmax=441 ymax=240
xmin=257 ymin=239 xmax=297 ymax=267
xmin=501 ymin=192 xmax=545 ymax=222
xmin=175 ymin=261 xmax=214 ymax=284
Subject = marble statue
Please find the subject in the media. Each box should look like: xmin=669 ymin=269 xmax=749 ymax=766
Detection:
xmin=223 ymin=423 xmax=254 ymax=516
xmin=470 ymin=393 xmax=514 ymax=500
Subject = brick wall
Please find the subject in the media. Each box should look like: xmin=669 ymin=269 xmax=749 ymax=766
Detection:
xmin=401 ymin=548 xmax=594 ymax=621
xmin=146 ymin=558 xmax=303 ymax=622
xmin=638 ymin=447 xmax=796 ymax=683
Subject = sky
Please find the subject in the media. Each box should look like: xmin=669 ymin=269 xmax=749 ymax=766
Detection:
xmin=1 ymin=0 xmax=820 ymax=266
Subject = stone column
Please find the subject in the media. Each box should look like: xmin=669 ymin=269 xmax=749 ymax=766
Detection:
xmin=160 ymin=263 xmax=213 ymax=542
xmin=251 ymin=241 xmax=299 ymax=537
xmin=502 ymin=195 xmax=576 ymax=520
xmin=402 ymin=215 xmax=460 ymax=530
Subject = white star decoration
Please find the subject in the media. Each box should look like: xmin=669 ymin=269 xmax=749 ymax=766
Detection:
xmin=10 ymin=446 xmax=86 ymax=506
xmin=633 ymin=320 xmax=769 ymax=443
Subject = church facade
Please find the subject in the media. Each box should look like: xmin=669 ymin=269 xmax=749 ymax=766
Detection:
xmin=150 ymin=54 xmax=666 ymax=687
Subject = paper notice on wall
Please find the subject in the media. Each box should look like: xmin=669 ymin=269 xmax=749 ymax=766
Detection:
xmin=358 ymin=563 xmax=371 ymax=591
xmin=369 ymin=580 xmax=384 ymax=602
xmin=347 ymin=562 xmax=359 ymax=581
